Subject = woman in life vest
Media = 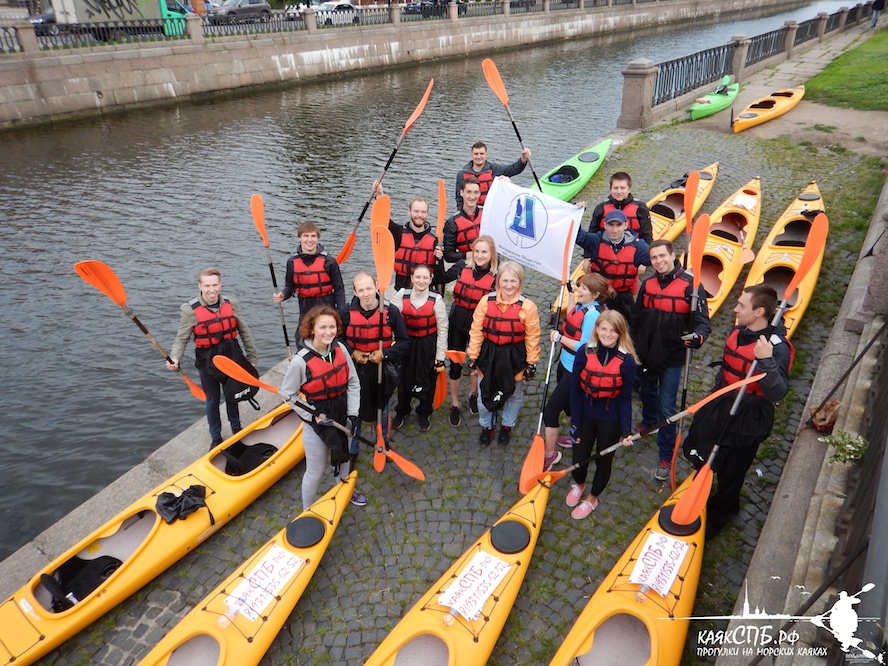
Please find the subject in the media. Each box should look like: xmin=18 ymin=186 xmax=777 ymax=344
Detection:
xmin=390 ymin=264 xmax=448 ymax=432
xmin=541 ymin=273 xmax=614 ymax=470
xmin=466 ymin=261 xmax=541 ymax=448
xmin=280 ymin=306 xmax=362 ymax=510
xmin=443 ymin=235 xmax=498 ymax=427
xmin=566 ymin=310 xmax=637 ymax=519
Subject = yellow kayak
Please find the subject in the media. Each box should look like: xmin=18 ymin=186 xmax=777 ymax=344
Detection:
xmin=0 ymin=404 xmax=305 ymax=666
xmin=694 ymin=177 xmax=762 ymax=317
xmin=365 ymin=477 xmax=553 ymax=666
xmin=648 ymin=162 xmax=719 ymax=242
xmin=549 ymin=475 xmax=706 ymax=666
xmin=742 ymin=181 xmax=827 ymax=338
xmin=732 ymin=85 xmax=805 ymax=133
xmin=138 ymin=471 xmax=356 ymax=666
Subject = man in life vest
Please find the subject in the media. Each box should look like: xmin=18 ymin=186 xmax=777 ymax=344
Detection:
xmin=589 ymin=172 xmax=653 ymax=244
xmin=443 ymin=176 xmax=483 ymax=264
xmin=630 ymin=239 xmax=710 ymax=481
xmin=575 ymin=209 xmax=651 ymax=319
xmin=683 ymin=285 xmax=791 ymax=538
xmin=167 ymin=267 xmax=258 ymax=448
xmin=455 ymin=141 xmax=531 ymax=209
xmin=273 ymin=221 xmax=345 ymax=324
xmin=338 ymin=272 xmax=410 ymax=477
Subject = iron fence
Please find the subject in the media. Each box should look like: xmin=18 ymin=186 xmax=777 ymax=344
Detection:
xmin=652 ymin=42 xmax=734 ymax=107
xmin=745 ymin=26 xmax=787 ymax=66
xmin=508 ymin=0 xmax=543 ymax=14
xmin=463 ymin=1 xmax=502 ymax=17
xmin=825 ymin=10 xmax=842 ymax=32
xmin=586 ymin=0 xmax=609 ymax=6
xmin=847 ymin=4 xmax=859 ymax=22
xmin=27 ymin=18 xmax=192 ymax=46
xmin=401 ymin=3 xmax=449 ymax=21
xmin=0 ymin=25 xmax=20 ymax=53
xmin=793 ymin=16 xmax=819 ymax=45
xmin=36 ymin=25 xmax=96 ymax=49
xmin=549 ymin=0 xmax=578 ymax=10
xmin=203 ymin=13 xmax=306 ymax=35
xmin=612 ymin=0 xmax=632 ymax=5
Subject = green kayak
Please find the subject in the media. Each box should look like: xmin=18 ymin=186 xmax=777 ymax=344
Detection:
xmin=536 ymin=138 xmax=612 ymax=201
xmin=688 ymin=76 xmax=740 ymax=120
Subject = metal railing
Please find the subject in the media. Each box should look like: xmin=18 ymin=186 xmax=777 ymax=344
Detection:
xmin=401 ymin=3 xmax=449 ymax=21
xmin=203 ymin=12 xmax=306 ymax=36
xmin=651 ymin=42 xmax=734 ymax=106
xmin=825 ymin=10 xmax=842 ymax=32
xmin=463 ymin=1 xmax=502 ymax=17
xmin=847 ymin=4 xmax=860 ymax=22
xmin=31 ymin=17 xmax=190 ymax=48
xmin=0 ymin=25 xmax=20 ymax=53
xmin=549 ymin=0 xmax=578 ymax=10
xmin=794 ymin=16 xmax=819 ymax=45
xmin=508 ymin=0 xmax=543 ymax=14
xmin=745 ymin=26 xmax=787 ymax=66
xmin=612 ymin=0 xmax=632 ymax=5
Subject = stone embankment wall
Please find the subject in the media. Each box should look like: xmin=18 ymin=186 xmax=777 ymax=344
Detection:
xmin=0 ymin=0 xmax=808 ymax=129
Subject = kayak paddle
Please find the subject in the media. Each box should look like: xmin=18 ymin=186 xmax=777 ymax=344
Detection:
xmin=250 ymin=193 xmax=292 ymax=360
xmin=433 ymin=178 xmax=446 ymax=296
xmin=371 ymin=210 xmax=396 ymax=473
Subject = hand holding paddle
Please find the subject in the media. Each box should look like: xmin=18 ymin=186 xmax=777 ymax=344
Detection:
xmin=74 ymin=260 xmax=206 ymax=401
xmin=337 ymin=80 xmax=434 ymax=264
xmin=211 ymin=356 xmax=424 ymax=480
xmin=481 ymin=58 xmax=542 ymax=192
xmin=251 ymin=193 xmax=292 ymax=360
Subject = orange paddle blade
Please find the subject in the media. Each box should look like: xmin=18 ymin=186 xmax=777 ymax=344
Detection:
xmin=683 ymin=170 xmax=700 ymax=235
xmin=250 ymin=193 xmax=269 ymax=247
xmin=74 ymin=260 xmax=127 ymax=307
xmin=213 ymin=356 xmax=278 ymax=394
xmin=385 ymin=448 xmax=426 ymax=481
xmin=371 ymin=194 xmax=391 ymax=232
xmin=433 ymin=370 xmax=447 ymax=410
xmin=403 ymin=79 xmax=434 ymax=134
xmin=436 ymin=179 xmax=447 ymax=241
xmin=784 ymin=212 xmax=828 ymax=301
xmin=445 ymin=350 xmax=467 ymax=364
xmin=481 ymin=58 xmax=509 ymax=107
xmin=374 ymin=423 xmax=387 ymax=473
xmin=561 ymin=220 xmax=575 ymax=286
xmin=518 ymin=434 xmax=546 ymax=494
xmin=670 ymin=466 xmax=713 ymax=525
xmin=371 ymin=225 xmax=396 ymax=295
xmin=689 ymin=213 xmax=710 ymax=290
xmin=528 ymin=468 xmax=569 ymax=486
xmin=336 ymin=233 xmax=356 ymax=264
xmin=182 ymin=375 xmax=207 ymax=401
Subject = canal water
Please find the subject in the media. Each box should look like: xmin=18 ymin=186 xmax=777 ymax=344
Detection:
xmin=0 ymin=0 xmax=847 ymax=560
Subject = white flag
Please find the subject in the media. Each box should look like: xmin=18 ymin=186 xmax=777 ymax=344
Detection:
xmin=480 ymin=177 xmax=583 ymax=280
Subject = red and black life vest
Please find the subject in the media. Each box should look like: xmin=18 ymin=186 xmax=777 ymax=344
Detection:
xmin=561 ymin=303 xmax=588 ymax=343
xmin=394 ymin=229 xmax=437 ymax=278
xmin=453 ymin=267 xmax=495 ymax=310
xmin=641 ymin=271 xmax=693 ymax=314
xmin=401 ymin=292 xmax=438 ymax=338
xmin=345 ymin=307 xmax=394 ymax=353
xmin=600 ymin=201 xmax=641 ymax=236
xmin=291 ymin=254 xmax=333 ymax=299
xmin=452 ymin=209 xmax=482 ymax=255
xmin=462 ymin=169 xmax=495 ymax=206
xmin=590 ymin=240 xmax=641 ymax=293
xmin=721 ymin=329 xmax=794 ymax=397
xmin=191 ymin=298 xmax=238 ymax=349
xmin=578 ymin=347 xmax=626 ymax=399
xmin=481 ymin=294 xmax=526 ymax=345
xmin=298 ymin=343 xmax=350 ymax=402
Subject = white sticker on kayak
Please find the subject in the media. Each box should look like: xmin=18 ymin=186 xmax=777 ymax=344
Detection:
xmin=223 ymin=544 xmax=304 ymax=622
xmin=438 ymin=551 xmax=512 ymax=621
xmin=629 ymin=532 xmax=690 ymax=598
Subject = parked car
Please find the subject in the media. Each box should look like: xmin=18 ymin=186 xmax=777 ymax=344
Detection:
xmin=207 ymin=0 xmax=272 ymax=23
xmin=29 ymin=7 xmax=58 ymax=35
xmin=403 ymin=0 xmax=464 ymax=16
xmin=314 ymin=0 xmax=359 ymax=25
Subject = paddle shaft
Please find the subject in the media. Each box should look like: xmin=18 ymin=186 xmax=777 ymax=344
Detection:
xmin=264 ymin=244 xmax=293 ymax=361
xmin=353 ymin=135 xmax=406 ymax=234
xmin=503 ymin=104 xmax=542 ymax=191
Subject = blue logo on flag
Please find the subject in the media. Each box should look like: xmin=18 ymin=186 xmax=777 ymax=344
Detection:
xmin=509 ymin=197 xmax=536 ymax=240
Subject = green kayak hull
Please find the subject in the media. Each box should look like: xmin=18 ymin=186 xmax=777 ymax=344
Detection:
xmin=688 ymin=83 xmax=740 ymax=120
xmin=535 ymin=138 xmax=612 ymax=201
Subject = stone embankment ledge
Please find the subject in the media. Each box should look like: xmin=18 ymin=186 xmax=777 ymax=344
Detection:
xmin=0 ymin=0 xmax=811 ymax=130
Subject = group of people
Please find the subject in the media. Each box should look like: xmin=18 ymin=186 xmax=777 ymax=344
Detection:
xmin=165 ymin=148 xmax=790 ymax=538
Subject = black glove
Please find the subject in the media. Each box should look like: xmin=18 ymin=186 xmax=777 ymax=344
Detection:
xmin=315 ymin=413 xmax=335 ymax=427
xmin=348 ymin=416 xmax=359 ymax=437
xmin=467 ymin=358 xmax=478 ymax=372
xmin=566 ymin=280 xmax=574 ymax=293
xmin=681 ymin=332 xmax=704 ymax=349
xmin=523 ymin=364 xmax=537 ymax=381
xmin=434 ymin=360 xmax=445 ymax=373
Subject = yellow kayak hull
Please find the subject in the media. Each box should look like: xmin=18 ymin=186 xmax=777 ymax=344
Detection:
xmin=649 ymin=162 xmax=719 ymax=242
xmin=549 ymin=475 xmax=706 ymax=666
xmin=742 ymin=181 xmax=827 ymax=338
xmin=0 ymin=403 xmax=305 ymax=666
xmin=138 ymin=471 xmax=356 ymax=666
xmin=732 ymin=85 xmax=805 ymax=133
xmin=695 ymin=177 xmax=762 ymax=317
xmin=365 ymin=477 xmax=552 ymax=666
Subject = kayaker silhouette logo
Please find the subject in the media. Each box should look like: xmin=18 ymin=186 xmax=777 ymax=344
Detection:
xmin=505 ymin=193 xmax=548 ymax=249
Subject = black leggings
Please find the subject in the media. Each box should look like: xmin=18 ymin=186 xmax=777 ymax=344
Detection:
xmin=572 ymin=417 xmax=621 ymax=497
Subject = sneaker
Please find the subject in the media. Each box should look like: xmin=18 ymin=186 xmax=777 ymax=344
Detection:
xmin=449 ymin=405 xmax=462 ymax=427
xmin=479 ymin=427 xmax=493 ymax=448
xmin=468 ymin=393 xmax=479 ymax=415
xmin=497 ymin=426 xmax=512 ymax=446
xmin=566 ymin=483 xmax=585 ymax=507
xmin=391 ymin=412 xmax=407 ymax=430
xmin=557 ymin=435 xmax=574 ymax=449
xmin=209 ymin=438 xmax=223 ymax=451
xmin=350 ymin=492 xmax=367 ymax=507
xmin=571 ymin=497 xmax=598 ymax=520
xmin=655 ymin=460 xmax=671 ymax=481
xmin=543 ymin=451 xmax=562 ymax=472
xmin=418 ymin=415 xmax=431 ymax=432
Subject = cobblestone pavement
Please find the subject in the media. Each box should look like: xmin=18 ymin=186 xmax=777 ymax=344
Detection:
xmin=31 ymin=117 xmax=886 ymax=665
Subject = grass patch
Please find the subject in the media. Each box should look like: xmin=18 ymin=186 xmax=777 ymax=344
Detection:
xmin=805 ymin=28 xmax=888 ymax=110
xmin=812 ymin=124 xmax=837 ymax=133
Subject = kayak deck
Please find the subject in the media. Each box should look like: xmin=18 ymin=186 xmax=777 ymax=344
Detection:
xmin=732 ymin=85 xmax=805 ymax=133
xmin=648 ymin=162 xmax=719 ymax=242
xmin=538 ymin=138 xmax=613 ymax=201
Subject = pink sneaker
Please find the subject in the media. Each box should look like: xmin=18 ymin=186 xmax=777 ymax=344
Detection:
xmin=557 ymin=436 xmax=574 ymax=449
xmin=571 ymin=497 xmax=598 ymax=520
xmin=543 ymin=450 xmax=562 ymax=472
xmin=566 ymin=483 xmax=585 ymax=508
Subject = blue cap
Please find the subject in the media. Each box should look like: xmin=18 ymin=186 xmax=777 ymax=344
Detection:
xmin=604 ymin=209 xmax=628 ymax=225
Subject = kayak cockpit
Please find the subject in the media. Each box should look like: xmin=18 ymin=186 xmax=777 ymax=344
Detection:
xmin=165 ymin=633 xmax=221 ymax=665
xmin=773 ymin=220 xmax=812 ymax=247
xmin=208 ymin=409 xmax=300 ymax=474
xmin=700 ymin=255 xmax=724 ymax=298
xmin=575 ymin=613 xmax=651 ymax=665
xmin=392 ymin=633 xmax=449 ymax=665
xmin=547 ymin=165 xmax=579 ymax=184
xmin=651 ymin=193 xmax=683 ymax=221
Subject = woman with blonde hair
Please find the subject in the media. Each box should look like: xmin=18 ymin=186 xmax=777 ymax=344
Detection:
xmin=566 ymin=310 xmax=637 ymax=519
